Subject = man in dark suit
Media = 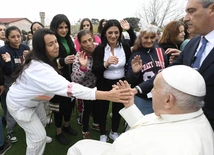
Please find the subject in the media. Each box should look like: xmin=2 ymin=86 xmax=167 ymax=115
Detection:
xmin=134 ymin=0 xmax=214 ymax=130
xmin=170 ymin=0 xmax=214 ymax=130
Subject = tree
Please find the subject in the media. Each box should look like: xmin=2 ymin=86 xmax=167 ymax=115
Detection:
xmin=91 ymin=18 xmax=99 ymax=25
xmin=137 ymin=0 xmax=186 ymax=28
xmin=124 ymin=17 xmax=140 ymax=31
xmin=75 ymin=18 xmax=82 ymax=25
xmin=21 ymin=30 xmax=27 ymax=35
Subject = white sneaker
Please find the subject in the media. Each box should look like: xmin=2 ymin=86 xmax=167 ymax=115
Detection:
xmin=109 ymin=131 xmax=119 ymax=141
xmin=100 ymin=135 xmax=108 ymax=142
xmin=46 ymin=136 xmax=52 ymax=143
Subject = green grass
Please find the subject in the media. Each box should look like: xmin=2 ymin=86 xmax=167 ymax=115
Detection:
xmin=0 ymin=102 xmax=125 ymax=155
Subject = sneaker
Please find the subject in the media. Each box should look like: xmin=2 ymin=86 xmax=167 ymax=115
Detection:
xmin=91 ymin=124 xmax=100 ymax=131
xmin=46 ymin=136 xmax=52 ymax=143
xmin=7 ymin=132 xmax=18 ymax=143
xmin=109 ymin=131 xmax=119 ymax=141
xmin=100 ymin=135 xmax=108 ymax=142
xmin=55 ymin=133 xmax=69 ymax=145
xmin=62 ymin=125 xmax=78 ymax=136
xmin=77 ymin=114 xmax=82 ymax=126
xmin=0 ymin=141 xmax=12 ymax=155
xmin=91 ymin=125 xmax=108 ymax=132
xmin=82 ymin=132 xmax=92 ymax=139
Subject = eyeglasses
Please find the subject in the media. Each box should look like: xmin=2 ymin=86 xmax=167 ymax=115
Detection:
xmin=83 ymin=24 xmax=90 ymax=27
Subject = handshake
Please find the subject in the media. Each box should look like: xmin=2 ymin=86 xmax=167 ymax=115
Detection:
xmin=109 ymin=80 xmax=135 ymax=108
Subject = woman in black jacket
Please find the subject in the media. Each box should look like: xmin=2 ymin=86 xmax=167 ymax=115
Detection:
xmin=92 ymin=19 xmax=131 ymax=142
xmin=50 ymin=14 xmax=77 ymax=145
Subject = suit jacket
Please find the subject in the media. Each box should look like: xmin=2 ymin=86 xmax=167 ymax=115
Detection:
xmin=172 ymin=35 xmax=214 ymax=119
xmin=0 ymin=64 xmax=4 ymax=85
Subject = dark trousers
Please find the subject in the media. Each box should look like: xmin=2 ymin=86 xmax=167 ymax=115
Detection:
xmin=96 ymin=78 xmax=124 ymax=135
xmin=54 ymin=97 xmax=75 ymax=128
xmin=82 ymin=100 xmax=98 ymax=132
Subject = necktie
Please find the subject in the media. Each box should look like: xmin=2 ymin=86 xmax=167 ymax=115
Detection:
xmin=192 ymin=37 xmax=208 ymax=69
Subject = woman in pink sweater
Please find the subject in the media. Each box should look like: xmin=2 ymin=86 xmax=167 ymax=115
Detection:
xmin=74 ymin=18 xmax=101 ymax=52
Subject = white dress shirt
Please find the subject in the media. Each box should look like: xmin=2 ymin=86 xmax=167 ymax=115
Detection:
xmin=197 ymin=30 xmax=214 ymax=67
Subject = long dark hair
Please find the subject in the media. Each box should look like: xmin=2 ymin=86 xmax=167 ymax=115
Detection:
xmin=5 ymin=26 xmax=21 ymax=45
xmin=98 ymin=19 xmax=107 ymax=34
xmin=50 ymin=14 xmax=71 ymax=38
xmin=50 ymin=14 xmax=75 ymax=57
xmin=30 ymin=22 xmax=44 ymax=34
xmin=100 ymin=19 xmax=122 ymax=47
xmin=79 ymin=18 xmax=94 ymax=34
xmin=12 ymin=28 xmax=59 ymax=80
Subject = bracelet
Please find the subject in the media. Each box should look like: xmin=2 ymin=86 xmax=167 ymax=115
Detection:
xmin=56 ymin=58 xmax=63 ymax=69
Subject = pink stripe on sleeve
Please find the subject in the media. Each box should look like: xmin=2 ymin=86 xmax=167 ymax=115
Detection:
xmin=67 ymin=83 xmax=73 ymax=97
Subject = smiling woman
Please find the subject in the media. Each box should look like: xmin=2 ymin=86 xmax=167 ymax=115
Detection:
xmin=5 ymin=28 xmax=132 ymax=155
xmin=92 ymin=19 xmax=132 ymax=142
xmin=126 ymin=24 xmax=168 ymax=116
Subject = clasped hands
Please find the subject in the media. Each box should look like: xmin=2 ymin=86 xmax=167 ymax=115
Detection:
xmin=104 ymin=56 xmax=119 ymax=68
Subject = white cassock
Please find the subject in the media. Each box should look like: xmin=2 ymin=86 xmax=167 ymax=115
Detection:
xmin=67 ymin=104 xmax=214 ymax=155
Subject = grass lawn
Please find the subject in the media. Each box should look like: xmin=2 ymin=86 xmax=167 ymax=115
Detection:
xmin=0 ymin=102 xmax=125 ymax=155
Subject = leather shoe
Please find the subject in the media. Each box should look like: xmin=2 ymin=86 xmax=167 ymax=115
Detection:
xmin=62 ymin=125 xmax=78 ymax=136
xmin=55 ymin=133 xmax=69 ymax=145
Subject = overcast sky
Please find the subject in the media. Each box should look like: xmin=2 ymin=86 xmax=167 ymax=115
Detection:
xmin=0 ymin=0 xmax=187 ymax=25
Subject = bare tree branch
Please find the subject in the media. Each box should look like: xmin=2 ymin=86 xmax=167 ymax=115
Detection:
xmin=137 ymin=0 xmax=186 ymax=27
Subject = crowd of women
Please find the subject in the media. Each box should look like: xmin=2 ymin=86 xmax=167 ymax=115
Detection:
xmin=0 ymin=14 xmax=192 ymax=154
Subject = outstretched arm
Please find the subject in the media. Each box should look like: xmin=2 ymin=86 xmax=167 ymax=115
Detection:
xmin=95 ymin=85 xmax=132 ymax=104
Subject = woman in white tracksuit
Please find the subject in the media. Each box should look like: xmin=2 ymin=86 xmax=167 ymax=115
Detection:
xmin=6 ymin=28 xmax=131 ymax=155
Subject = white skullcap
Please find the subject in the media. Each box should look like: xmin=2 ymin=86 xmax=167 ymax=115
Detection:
xmin=161 ymin=65 xmax=206 ymax=97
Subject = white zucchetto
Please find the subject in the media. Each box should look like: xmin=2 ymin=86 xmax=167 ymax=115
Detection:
xmin=161 ymin=65 xmax=206 ymax=97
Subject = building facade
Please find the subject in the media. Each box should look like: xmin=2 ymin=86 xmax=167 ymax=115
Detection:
xmin=0 ymin=18 xmax=32 ymax=32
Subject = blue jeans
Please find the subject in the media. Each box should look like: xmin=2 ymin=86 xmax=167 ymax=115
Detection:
xmin=0 ymin=117 xmax=4 ymax=146
xmin=4 ymin=86 xmax=17 ymax=133
xmin=134 ymin=96 xmax=153 ymax=115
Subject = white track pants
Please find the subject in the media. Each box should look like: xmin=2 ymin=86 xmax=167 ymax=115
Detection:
xmin=7 ymin=100 xmax=46 ymax=155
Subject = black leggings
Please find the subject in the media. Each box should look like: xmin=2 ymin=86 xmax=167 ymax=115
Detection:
xmin=54 ymin=97 xmax=75 ymax=128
